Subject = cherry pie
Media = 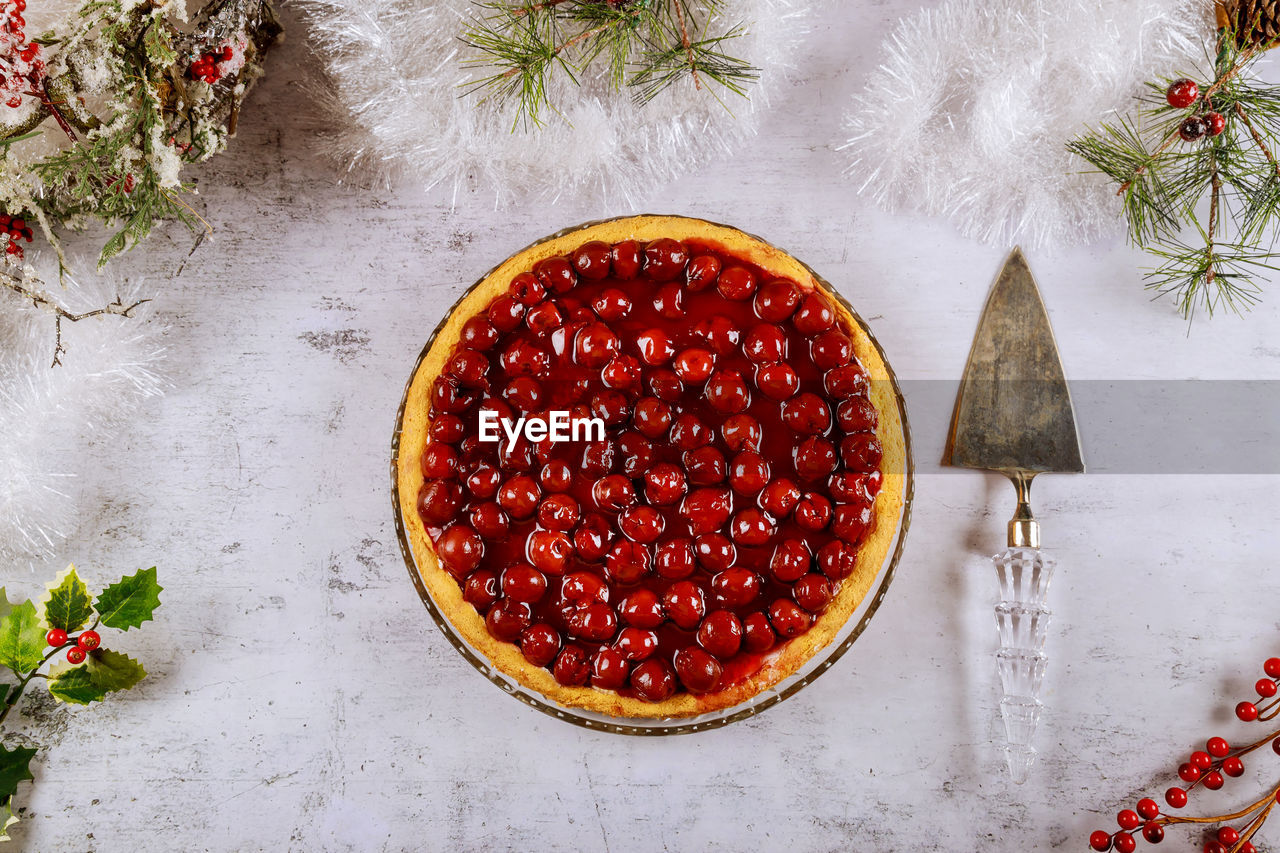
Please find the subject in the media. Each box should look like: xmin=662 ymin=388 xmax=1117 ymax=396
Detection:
xmin=396 ymin=216 xmax=905 ymax=718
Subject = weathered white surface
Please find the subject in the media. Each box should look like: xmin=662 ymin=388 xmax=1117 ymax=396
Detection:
xmin=9 ymin=3 xmax=1280 ymax=851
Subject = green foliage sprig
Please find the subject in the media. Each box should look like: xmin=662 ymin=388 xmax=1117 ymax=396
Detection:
xmin=1069 ymin=27 xmax=1280 ymax=320
xmin=461 ymin=0 xmax=759 ymax=130
xmin=0 ymin=565 xmax=162 ymax=841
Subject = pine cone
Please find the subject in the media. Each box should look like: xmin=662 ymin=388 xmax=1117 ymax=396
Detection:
xmin=1218 ymin=0 xmax=1280 ymax=47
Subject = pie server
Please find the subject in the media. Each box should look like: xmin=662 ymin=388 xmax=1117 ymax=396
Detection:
xmin=942 ymin=248 xmax=1084 ymax=784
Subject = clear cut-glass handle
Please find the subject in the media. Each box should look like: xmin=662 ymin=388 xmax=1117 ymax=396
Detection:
xmin=992 ymin=546 xmax=1054 ymax=784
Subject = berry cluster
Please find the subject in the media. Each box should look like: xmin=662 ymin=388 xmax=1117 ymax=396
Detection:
xmin=45 ymin=627 xmax=100 ymax=665
xmin=1089 ymin=656 xmax=1280 ymax=853
xmin=0 ymin=212 xmax=31 ymax=259
xmin=1165 ymin=79 xmax=1228 ymax=142
xmin=418 ymin=235 xmax=883 ymax=702
xmin=0 ymin=0 xmax=43 ymax=111
xmin=188 ymin=45 xmax=234 ymax=84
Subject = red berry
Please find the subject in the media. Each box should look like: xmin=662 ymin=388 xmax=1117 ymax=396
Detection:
xmin=754 ymin=279 xmax=801 ymax=322
xmin=1206 ymin=737 xmax=1230 ymax=757
xmin=673 ymin=348 xmax=715 ymax=384
xmin=644 ymin=463 xmax=687 ymax=506
xmin=633 ymin=397 xmax=673 ymax=439
xmin=46 ymin=628 xmax=67 ymax=647
xmin=1141 ymin=822 xmax=1163 ymax=844
xmin=1177 ymin=763 xmax=1201 ymax=783
xmin=1165 ymin=78 xmax=1199 ymax=108
xmin=697 ymin=610 xmax=743 ymax=659
xmin=590 ymin=647 xmax=630 ymax=690
xmin=575 ymin=323 xmax=620 ymax=367
xmin=1164 ymin=787 xmax=1187 ymax=809
xmin=592 ymin=288 xmax=632 ymax=322
xmin=695 ymin=533 xmax=736 ymax=572
xmin=1179 ymin=116 xmax=1207 ymax=142
xmin=619 ymin=589 xmax=664 ymax=629
xmin=1089 ymin=830 xmax=1113 ymax=852
xmin=463 ymin=570 xmax=500 ymax=609
xmin=1204 ymin=842 xmax=1226 ymax=853
xmin=630 ymin=658 xmax=677 ymax=702
xmin=571 ymin=241 xmax=612 ymax=280
xmin=742 ymin=611 xmax=776 ymax=652
xmin=538 ymin=494 xmax=581 ymax=531
xmin=1236 ymin=701 xmax=1259 ymax=721
xmin=756 ymin=363 xmax=800 ymax=401
xmin=685 ymin=254 xmax=721 ymax=291
xmin=485 ymin=599 xmax=533 ymax=642
xmin=615 ymin=626 xmax=659 ymax=662
xmin=561 ymin=571 xmax=609 ymax=605
xmin=1201 ymin=770 xmax=1224 ymax=790
xmin=520 ymin=624 xmax=561 ymax=666
xmin=618 ymin=506 xmax=664 ymax=544
xmin=770 ymin=539 xmax=811 ymax=583
xmin=674 ymin=647 xmax=722 ymax=693
xmin=605 ymin=540 xmax=651 ymax=584
xmin=793 ymin=573 xmax=833 ymax=612
xmin=1205 ymin=111 xmax=1226 ymax=136
xmin=743 ymin=324 xmax=786 ymax=363
xmin=729 ymin=451 xmax=771 ymax=495
xmin=1136 ymin=798 xmax=1160 ymax=820
xmin=1266 ymin=657 xmax=1280 ymax=678
xmin=693 ymin=315 xmax=741 ymax=355
xmin=508 ymin=272 xmax=546 ymax=306
xmin=567 ymin=601 xmax=619 ymax=643
xmin=1189 ymin=750 xmax=1212 ymax=770
xmin=611 ymin=241 xmax=641 ymax=279
xmin=721 ymin=414 xmax=762 ymax=451
xmin=1116 ymin=810 xmax=1140 ymax=831
xmin=435 ymin=524 xmax=484 ymax=577
xmin=653 ymin=282 xmax=685 ymax=319
xmin=663 ymin=581 xmax=706 ymax=630
xmin=759 ymin=478 xmax=801 ymax=517
xmin=66 ymin=646 xmax=86 ymax=664
xmin=680 ymin=487 xmax=732 ymax=535
xmin=553 ymin=644 xmax=591 ymax=686
xmin=1217 ymin=827 xmax=1240 ymax=846
xmin=636 ymin=328 xmax=675 ymax=366
xmin=716 ymin=266 xmax=756 ymax=301
xmin=769 ymin=599 xmax=811 ymax=638
xmin=1113 ymin=834 xmax=1136 ymax=853
xmin=706 ymin=370 xmax=751 ymax=414
xmin=711 ymin=567 xmax=760 ymax=608
xmin=816 ymin=540 xmax=858 ymax=580
xmin=527 ymin=529 xmax=573 ymax=574
xmin=533 ymin=257 xmax=578 ymax=294
xmin=782 ymin=393 xmax=831 ymax=435
xmin=642 ymin=238 xmax=688 ymax=282
xmin=654 ymin=538 xmax=697 ymax=580
xmin=1222 ymin=756 xmax=1244 ymax=777
xmin=1257 ymin=678 xmax=1277 ymax=698
xmin=76 ymin=629 xmax=100 ymax=651
xmin=683 ymin=446 xmax=726 ymax=486
xmin=793 ymin=292 xmax=835 ymax=334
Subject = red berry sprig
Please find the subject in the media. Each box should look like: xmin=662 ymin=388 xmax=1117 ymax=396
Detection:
xmin=187 ymin=44 xmax=234 ymax=85
xmin=1088 ymin=654 xmax=1280 ymax=853
xmin=1163 ymin=78 xmax=1229 ymax=144
xmin=0 ymin=212 xmax=33 ymax=260
xmin=43 ymin=625 xmax=103 ymax=663
xmin=0 ymin=0 xmax=45 ymax=111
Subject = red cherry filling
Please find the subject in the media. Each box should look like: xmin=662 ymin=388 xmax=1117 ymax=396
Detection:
xmin=420 ymin=235 xmax=884 ymax=704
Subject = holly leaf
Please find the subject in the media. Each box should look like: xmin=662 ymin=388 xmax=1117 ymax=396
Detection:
xmin=40 ymin=564 xmax=93 ymax=634
xmin=46 ymin=666 xmax=107 ymax=705
xmin=85 ymin=650 xmax=146 ymax=694
xmin=0 ymin=745 xmax=35 ymax=802
xmin=94 ymin=567 xmax=162 ymax=631
xmin=0 ymin=602 xmax=46 ymax=676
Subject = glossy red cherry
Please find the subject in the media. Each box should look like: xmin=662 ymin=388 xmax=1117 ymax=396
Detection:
xmin=681 ymin=487 xmax=733 ymax=535
xmin=590 ymin=390 xmax=631 ymax=425
xmin=811 ymin=329 xmax=853 ymax=370
xmin=685 ymin=254 xmax=722 ymax=291
xmin=1165 ymin=77 xmax=1199 ymax=108
xmin=429 ymin=414 xmax=465 ymax=445
xmin=770 ymin=539 xmax=811 ymax=583
xmin=568 ymin=601 xmax=619 ymax=642
xmin=508 ymin=271 xmax=546 ymax=306
xmin=825 ymin=365 xmax=869 ymax=399
xmin=793 ymin=573 xmax=833 ymax=612
xmin=642 ymin=238 xmax=689 ymax=281
xmin=537 ymin=494 xmax=581 ymax=531
xmin=498 ymin=475 xmax=541 ymax=518
xmin=46 ymin=628 xmax=67 ymax=647
xmin=526 ymin=530 xmax=573 ymax=574
xmin=636 ymin=329 xmax=675 ymax=366
xmin=673 ymin=348 xmax=715 ymax=384
xmin=793 ymin=292 xmax=835 ymax=334
xmin=601 ymin=355 xmax=642 ymax=391
xmin=655 ymin=538 xmax=697 ymax=580
xmin=742 ymin=324 xmax=786 ymax=363
xmin=571 ymin=240 xmax=613 ymax=280
xmin=730 ymin=509 xmax=775 ymax=546
xmin=841 ymin=433 xmax=883 ymax=473
xmin=574 ymin=322 xmax=620 ymax=367
xmin=712 ymin=567 xmax=760 ymax=608
xmin=633 ymin=397 xmax=673 ymax=439
xmin=729 ymin=451 xmax=771 ymax=495
xmin=795 ymin=492 xmax=833 ymax=531
xmin=590 ymin=647 xmax=631 ymax=690
xmin=783 ymin=393 xmax=832 ymax=435
xmin=611 ymin=240 xmax=642 ymax=279
xmin=694 ymin=533 xmax=736 ymax=572
xmin=816 ymin=540 xmax=858 ymax=580
xmin=487 ymin=295 xmax=526 ymax=332
xmin=606 ymin=540 xmax=651 ymax=584
xmin=573 ymin=514 xmax=614 ymax=562
xmin=617 ymin=432 xmax=655 ymax=477
xmin=654 ymin=282 xmax=685 ymax=319
xmin=769 ymin=599 xmax=812 ymax=638
xmin=553 ymin=644 xmax=591 ymax=686
xmin=742 ymin=611 xmax=776 ymax=652
xmin=722 ymin=414 xmax=762 ymax=452
xmin=445 ymin=349 xmax=489 ymax=389
xmin=717 ymin=266 xmax=756 ymax=301
xmin=502 ymin=377 xmax=543 ymax=412
xmin=697 ymin=610 xmax=743 ymax=659
xmin=418 ymin=480 xmax=463 ymax=526
xmin=693 ymin=315 xmax=741 ymax=356
xmin=460 ymin=316 xmax=499 ymax=351
xmin=436 ymin=524 xmax=485 ymax=577
xmin=756 ymin=363 xmax=800 ymax=401
xmin=463 ymin=569 xmax=501 ymax=609
xmin=501 ymin=564 xmax=549 ymax=602
xmin=663 ymin=581 xmax=706 ymax=630
xmin=1089 ymin=830 xmax=1112 ymax=851
xmin=619 ymin=589 xmax=664 ymax=629
xmin=684 ymin=446 xmax=727 ymax=486
xmin=561 ymin=571 xmax=609 ymax=604
xmin=706 ymin=370 xmax=751 ymax=414
xmin=539 ymin=460 xmax=573 ymax=492
xmin=593 ymin=474 xmax=636 ymax=511
xmin=836 ymin=397 xmax=878 ymax=433
xmin=674 ymin=647 xmax=722 ymax=693
xmin=486 ymin=598 xmax=533 ymax=642
xmin=615 ymin=627 xmax=659 ymax=662
xmin=619 ymin=506 xmax=665 ymax=544
xmin=631 ymin=658 xmax=678 ymax=702
xmin=533 ymin=257 xmax=578 ymax=294
xmin=581 ymin=438 xmax=617 ymax=477
xmin=431 ymin=377 xmax=476 ymax=415
xmin=471 ymin=502 xmax=509 ymax=535
xmin=832 ymin=504 xmax=872 ymax=545
xmin=643 ymin=463 xmax=687 ymax=506
xmin=759 ymin=477 xmax=801 ymax=517
xmin=795 ymin=437 xmax=838 ymax=482
xmin=754 ymin=279 xmax=801 ymax=322
xmin=670 ymin=414 xmax=712 ymax=450
xmin=592 ymin=288 xmax=632 ymax=322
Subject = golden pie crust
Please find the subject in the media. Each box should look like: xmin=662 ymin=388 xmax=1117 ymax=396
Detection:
xmin=396 ymin=215 xmax=906 ymax=718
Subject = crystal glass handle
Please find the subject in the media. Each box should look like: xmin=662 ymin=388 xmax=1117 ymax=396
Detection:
xmin=991 ymin=547 xmax=1053 ymax=784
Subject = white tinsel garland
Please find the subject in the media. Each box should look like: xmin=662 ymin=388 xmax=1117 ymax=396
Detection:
xmin=0 ymin=263 xmax=165 ymax=568
xmin=299 ymin=0 xmax=806 ymax=207
xmin=843 ymin=0 xmax=1211 ymax=250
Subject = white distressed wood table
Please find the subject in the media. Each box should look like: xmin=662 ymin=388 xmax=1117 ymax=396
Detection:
xmin=10 ymin=4 xmax=1280 ymax=851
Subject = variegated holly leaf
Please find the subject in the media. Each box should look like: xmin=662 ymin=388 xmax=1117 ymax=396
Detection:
xmin=40 ymin=565 xmax=93 ymax=634
xmin=0 ymin=602 xmax=45 ymax=677
xmin=46 ymin=667 xmax=107 ymax=705
xmin=85 ymin=650 xmax=146 ymax=694
xmin=94 ymin=567 xmax=162 ymax=631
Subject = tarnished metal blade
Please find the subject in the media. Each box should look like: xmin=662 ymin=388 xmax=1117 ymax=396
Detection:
xmin=943 ymin=248 xmax=1085 ymax=475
